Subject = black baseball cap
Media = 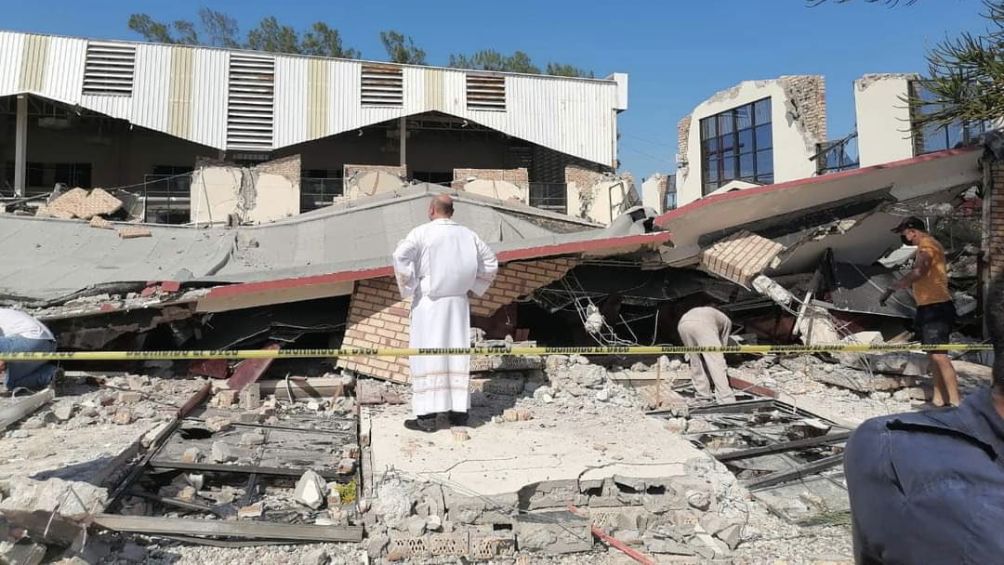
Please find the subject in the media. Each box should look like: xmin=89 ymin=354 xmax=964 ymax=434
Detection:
xmin=891 ymin=216 xmax=926 ymax=233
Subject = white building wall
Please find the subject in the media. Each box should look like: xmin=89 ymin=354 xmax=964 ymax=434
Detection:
xmin=676 ymin=77 xmax=825 ymax=207
xmin=855 ymin=74 xmax=917 ymax=167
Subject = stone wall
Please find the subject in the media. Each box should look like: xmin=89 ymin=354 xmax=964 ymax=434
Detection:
xmin=337 ymin=258 xmax=577 ymax=383
xmin=677 ymin=115 xmax=692 ymax=166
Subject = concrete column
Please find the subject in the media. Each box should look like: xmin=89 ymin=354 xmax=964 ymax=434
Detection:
xmin=399 ymin=117 xmax=407 ymax=168
xmin=14 ymin=95 xmax=27 ymax=197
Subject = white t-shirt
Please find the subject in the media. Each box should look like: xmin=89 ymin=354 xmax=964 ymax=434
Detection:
xmin=0 ymin=309 xmax=54 ymax=341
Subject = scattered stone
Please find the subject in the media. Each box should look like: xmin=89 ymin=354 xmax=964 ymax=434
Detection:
xmin=176 ymin=486 xmax=196 ymax=502
xmin=205 ymin=417 xmax=233 ymax=433
xmin=716 ymin=523 xmax=743 ymax=550
xmin=327 ymin=486 xmax=342 ymax=508
xmin=567 ymin=364 xmax=606 ymax=388
xmin=307 ymin=400 xmax=322 ymax=411
xmin=451 ymin=427 xmax=470 ymax=442
xmin=663 ymin=418 xmax=687 ymax=433
xmin=240 ymin=431 xmax=266 ymax=446
xmin=117 ymin=391 xmax=142 ymax=404
xmin=337 ymin=458 xmax=356 ymax=475
xmin=235 ymin=412 xmax=261 ymax=424
xmin=89 ymin=216 xmax=113 ymax=230
xmin=402 ymin=515 xmax=427 ymax=536
xmin=239 ymin=383 xmax=261 ymax=410
xmin=112 ymin=409 xmax=133 ymax=425
xmin=304 ymin=548 xmax=329 ymax=565
xmin=686 ymin=489 xmax=711 ymax=511
xmin=595 ymin=389 xmax=611 ymax=402
xmin=294 ymin=470 xmax=327 ymax=509
xmin=181 ymin=447 xmax=203 ymax=464
xmin=426 ymin=514 xmax=443 ymax=531
xmin=238 ymin=502 xmax=263 ymax=519
xmin=342 ymin=444 xmax=360 ymax=459
xmin=211 ymin=441 xmax=238 ymax=463
xmin=52 ymin=402 xmax=75 ymax=422
xmin=8 ymin=430 xmax=29 ymax=439
xmin=211 ymin=390 xmax=238 ymax=408
xmin=367 ymin=534 xmax=390 ymax=559
xmin=127 ymin=375 xmax=150 ymax=390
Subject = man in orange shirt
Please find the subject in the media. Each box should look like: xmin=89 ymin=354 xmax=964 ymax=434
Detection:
xmin=886 ymin=217 xmax=960 ymax=407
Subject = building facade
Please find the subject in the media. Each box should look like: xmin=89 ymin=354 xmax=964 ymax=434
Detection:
xmin=0 ymin=31 xmax=628 ymax=221
xmin=673 ymin=73 xmax=994 ymax=209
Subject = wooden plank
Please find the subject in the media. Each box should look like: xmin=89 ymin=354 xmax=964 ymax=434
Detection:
xmin=92 ymin=514 xmax=363 ymax=542
xmin=0 ymin=389 xmax=55 ymax=430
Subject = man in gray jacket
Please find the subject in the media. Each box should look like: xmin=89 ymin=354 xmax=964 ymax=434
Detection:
xmin=677 ymin=306 xmax=735 ymax=403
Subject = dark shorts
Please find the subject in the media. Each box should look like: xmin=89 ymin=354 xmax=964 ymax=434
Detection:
xmin=915 ymin=301 xmax=955 ymax=352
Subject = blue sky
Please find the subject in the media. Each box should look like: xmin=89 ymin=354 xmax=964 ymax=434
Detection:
xmin=2 ymin=0 xmax=985 ymax=179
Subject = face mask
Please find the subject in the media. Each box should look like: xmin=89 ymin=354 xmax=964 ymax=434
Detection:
xmin=900 ymin=235 xmax=911 ymax=246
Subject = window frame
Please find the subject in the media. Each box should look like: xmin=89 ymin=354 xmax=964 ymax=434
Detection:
xmin=699 ymin=97 xmax=774 ymax=195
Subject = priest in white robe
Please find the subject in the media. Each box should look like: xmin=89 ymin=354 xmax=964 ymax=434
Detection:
xmin=392 ymin=194 xmax=498 ymax=432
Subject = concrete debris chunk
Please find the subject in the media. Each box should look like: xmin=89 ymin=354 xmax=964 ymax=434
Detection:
xmin=211 ymin=389 xmax=238 ymax=408
xmin=211 ymin=441 xmax=238 ymax=463
xmin=451 ymin=427 xmax=470 ymax=442
xmin=514 ymin=511 xmax=592 ymax=554
xmin=0 ymin=477 xmax=107 ymax=519
xmin=716 ymin=523 xmax=743 ymax=550
xmin=337 ymin=458 xmax=357 ymax=475
xmin=402 ymin=515 xmax=427 ymax=536
xmin=240 ymin=431 xmax=266 ymax=446
xmin=176 ymin=486 xmax=196 ymax=502
xmin=645 ymin=538 xmax=696 ymax=556
xmin=239 ymin=383 xmax=261 ymax=410
xmin=117 ymin=226 xmax=152 ymax=239
xmin=205 ymin=417 xmax=233 ymax=433
xmin=112 ymin=409 xmax=133 ymax=425
xmin=293 ymin=469 xmax=328 ymax=509
xmin=89 ymin=216 xmax=114 ymax=230
xmin=304 ymin=548 xmax=330 ymax=565
xmin=238 ymin=502 xmax=263 ymax=519
xmin=181 ymin=447 xmax=202 ymax=464
xmin=52 ymin=402 xmax=75 ymax=422
xmin=686 ymin=489 xmax=711 ymax=511
xmin=117 ymin=391 xmax=142 ymax=404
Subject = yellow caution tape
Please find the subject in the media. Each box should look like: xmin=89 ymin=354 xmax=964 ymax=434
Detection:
xmin=0 ymin=343 xmax=994 ymax=362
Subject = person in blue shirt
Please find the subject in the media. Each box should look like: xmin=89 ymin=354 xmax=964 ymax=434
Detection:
xmin=844 ymin=273 xmax=1004 ymax=564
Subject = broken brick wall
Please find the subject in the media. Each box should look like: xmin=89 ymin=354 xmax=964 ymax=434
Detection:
xmin=337 ymin=257 xmax=578 ymax=383
xmin=344 ymin=164 xmax=407 ymax=179
xmin=990 ymin=160 xmax=1004 ymax=282
xmin=780 ymin=75 xmax=828 ymax=144
xmin=677 ymin=115 xmax=692 ymax=166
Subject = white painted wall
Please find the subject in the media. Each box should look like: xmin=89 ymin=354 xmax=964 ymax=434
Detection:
xmin=569 ymin=179 xmax=634 ymax=225
xmin=191 ymin=166 xmax=299 ymax=224
xmin=676 ymin=79 xmax=822 ymax=207
xmin=855 ymin=74 xmax=917 ymax=167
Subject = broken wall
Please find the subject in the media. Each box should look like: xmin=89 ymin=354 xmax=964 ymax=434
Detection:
xmin=343 ymin=165 xmax=408 ymax=200
xmin=642 ymin=174 xmax=671 ymax=214
xmin=855 ymin=74 xmax=918 ymax=167
xmin=190 ymin=155 xmax=301 ymax=225
xmin=452 ymin=168 xmax=529 ymax=203
xmin=569 ymin=177 xmax=638 ymax=225
xmin=676 ymin=76 xmax=827 ymax=207
xmin=990 ymin=159 xmax=1004 ymax=281
xmin=338 ymin=258 xmax=577 ymax=383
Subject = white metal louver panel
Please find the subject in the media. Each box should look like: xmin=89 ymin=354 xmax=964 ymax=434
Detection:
xmin=466 ymin=74 xmax=506 ymax=111
xmin=360 ymin=64 xmax=403 ymax=107
xmin=227 ymin=54 xmax=275 ymax=150
xmin=83 ymin=42 xmax=135 ymax=96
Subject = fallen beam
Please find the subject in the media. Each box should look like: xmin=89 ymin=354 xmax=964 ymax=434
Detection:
xmin=226 ymin=343 xmax=280 ymax=392
xmin=258 ymin=376 xmax=353 ymax=402
xmin=146 ymin=460 xmax=348 ymax=481
xmin=0 ymin=389 xmax=55 ymax=430
xmin=716 ymin=432 xmax=851 ymax=462
xmin=745 ymin=454 xmax=844 ymax=490
xmin=92 ymin=514 xmax=363 ymax=542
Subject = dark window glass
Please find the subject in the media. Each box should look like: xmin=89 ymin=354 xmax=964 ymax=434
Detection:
xmin=912 ymin=82 xmax=992 ymax=155
xmin=699 ymin=98 xmax=773 ymax=195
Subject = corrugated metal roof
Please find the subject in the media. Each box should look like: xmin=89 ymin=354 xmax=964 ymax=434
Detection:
xmin=0 ymin=30 xmax=624 ymax=166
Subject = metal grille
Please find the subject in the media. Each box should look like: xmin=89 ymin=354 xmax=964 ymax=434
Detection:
xmin=83 ymin=42 xmax=136 ymax=96
xmin=360 ymin=64 xmax=403 ymax=106
xmin=227 ymin=54 xmax=275 ymax=150
xmin=529 ymin=182 xmax=567 ymax=213
xmin=466 ymin=74 xmax=506 ymax=111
